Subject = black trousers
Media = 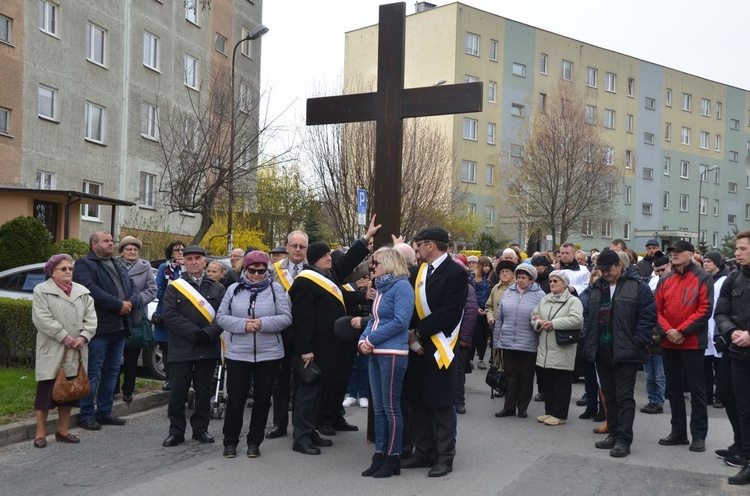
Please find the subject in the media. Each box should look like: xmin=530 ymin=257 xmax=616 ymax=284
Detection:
xmin=319 ymin=381 xmax=348 ymax=427
xmin=167 ymin=359 xmax=216 ymax=438
xmin=719 ymin=355 xmax=742 ymax=447
xmin=595 ymin=351 xmax=638 ymax=445
xmin=293 ymin=381 xmax=325 ymax=444
xmin=119 ymin=346 xmax=140 ymax=396
xmin=270 ymin=334 xmax=294 ymax=429
xmin=731 ymin=358 xmax=750 ymax=458
xmin=663 ymin=349 xmax=708 ymax=440
xmin=159 ymin=342 xmax=169 ymax=379
xmin=411 ymin=401 xmax=455 ymax=466
xmin=502 ymin=349 xmax=537 ymax=413
xmin=704 ymin=355 xmax=721 ymax=404
xmin=471 ymin=318 xmax=489 ymax=361
xmin=222 ymin=358 xmax=280 ymax=448
xmin=538 ymin=367 xmax=573 ymax=420
xmin=455 ymin=345 xmax=470 ymax=406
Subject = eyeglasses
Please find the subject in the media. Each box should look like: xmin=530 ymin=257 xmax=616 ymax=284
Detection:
xmin=289 ymin=244 xmax=307 ymax=250
xmin=654 ymin=268 xmax=667 ymax=274
xmin=56 ymin=267 xmax=74 ymax=272
xmin=173 ymin=248 xmax=184 ymax=252
xmin=246 ymin=268 xmax=268 ymax=275
xmin=415 ymin=240 xmax=431 ymax=248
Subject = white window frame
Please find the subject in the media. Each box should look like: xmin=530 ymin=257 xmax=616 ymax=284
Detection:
xmin=489 ymin=39 xmax=498 ymax=62
xmin=714 ymin=168 xmax=721 ymax=185
xmin=624 ymin=221 xmax=631 ymax=240
xmin=85 ymin=102 xmax=105 ymax=143
xmin=603 ymin=109 xmax=615 ymax=129
xmin=185 ymin=0 xmax=198 ymax=25
xmin=562 ymin=60 xmax=573 ymax=81
xmin=184 ymin=54 xmax=198 ymax=90
xmin=625 ymin=150 xmax=633 ymax=169
xmin=239 ymin=83 xmax=253 ymax=114
xmin=540 ymin=53 xmax=548 ymax=74
xmin=729 ymin=182 xmax=738 ymax=194
xmin=143 ymin=31 xmax=159 ymax=71
xmin=35 ymin=171 xmax=56 ymax=190
xmin=665 ymin=88 xmax=672 ymax=107
xmin=139 ymin=172 xmax=157 ymax=208
xmin=716 ymin=102 xmax=722 ymax=119
xmin=487 ymin=123 xmax=496 ymax=145
xmin=605 ymin=146 xmax=614 ymax=166
xmin=699 ymin=164 xmax=708 ymax=182
xmin=485 ymin=164 xmax=494 ymax=185
xmin=701 ymin=98 xmax=710 ymax=116
xmin=713 ymin=232 xmax=720 ymax=246
xmin=729 ymin=214 xmax=737 ymax=224
xmin=643 ymin=167 xmax=653 ymax=180
xmin=715 ymin=134 xmax=721 ymax=151
xmin=682 ymin=93 xmax=692 ymax=111
xmin=624 ymin=185 xmax=631 ymax=205
xmin=86 ymin=22 xmax=106 ymax=66
xmin=183 ymin=118 xmax=198 ymax=152
xmin=0 ymin=14 xmax=12 ymax=44
xmin=746 ymin=204 xmax=750 ymax=221
xmin=642 ymin=203 xmax=653 ymax=215
xmin=38 ymin=85 xmax=57 ymax=121
xmin=586 ymin=67 xmax=597 ymax=87
xmin=699 ymin=196 xmax=707 ymax=215
xmin=511 ymin=103 xmax=525 ymax=118
xmin=664 ymin=157 xmax=671 ymax=176
xmin=665 ymin=122 xmax=671 ymax=141
xmin=510 ymin=144 xmax=523 ymax=158
xmin=645 ymin=97 xmax=655 ymax=110
xmin=714 ymin=199 xmax=720 ymax=216
xmin=488 ymin=81 xmax=497 ymax=103
xmin=679 ymin=194 xmax=689 ymax=212
xmin=512 ymin=63 xmax=526 ymax=77
xmin=215 ymin=33 xmax=227 ymax=55
xmin=485 ymin=205 xmax=495 ymax=228
xmin=601 ymin=220 xmax=612 ymax=238
xmin=465 ymin=32 xmax=479 ymax=56
xmin=700 ymin=131 xmax=709 ymax=149
xmin=627 ymin=78 xmax=635 ymax=97
xmin=681 ymin=127 xmax=691 ymax=145
xmin=464 ymin=75 xmax=479 ymax=83
xmin=0 ymin=107 xmax=8 ymax=135
xmin=582 ymin=220 xmax=592 ymax=237
xmin=538 ymin=93 xmax=546 ymax=113
xmin=585 ymin=105 xmax=596 ymax=125
xmin=39 ymin=1 xmax=58 ymax=36
xmin=644 ymin=132 xmax=655 ymax=145
xmin=461 ymin=160 xmax=476 ymax=183
xmin=462 ymin=118 xmax=477 ymax=140
xmin=605 ymin=72 xmax=616 ymax=92
xmin=467 ymin=203 xmax=477 ymax=216
xmin=141 ymin=103 xmax=159 ymax=140
xmin=241 ymin=28 xmax=253 ymax=58
xmin=626 ymin=114 xmax=633 ymax=133
xmin=731 ymin=119 xmax=740 ymax=131
xmin=81 ymin=181 xmax=102 ymax=220
xmin=680 ymin=160 xmax=689 ymax=179
xmin=663 ymin=192 xmax=670 ymax=210
xmin=729 ymin=151 xmax=739 ymax=162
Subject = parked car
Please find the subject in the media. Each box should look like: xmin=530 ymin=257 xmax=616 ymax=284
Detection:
xmin=0 ymin=262 xmax=166 ymax=380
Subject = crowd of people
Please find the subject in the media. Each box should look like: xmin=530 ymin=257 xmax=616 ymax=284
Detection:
xmin=28 ymin=225 xmax=750 ymax=485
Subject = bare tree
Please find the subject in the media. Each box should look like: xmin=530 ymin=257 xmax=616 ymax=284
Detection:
xmin=504 ymin=84 xmax=622 ymax=248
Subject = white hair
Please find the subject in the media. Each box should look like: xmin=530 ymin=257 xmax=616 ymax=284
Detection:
xmin=618 ymin=251 xmax=631 ymax=268
xmin=393 ymin=242 xmax=416 ymax=266
xmin=287 ymin=230 xmax=308 ymax=244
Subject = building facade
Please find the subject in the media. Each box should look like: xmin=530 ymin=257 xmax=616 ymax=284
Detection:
xmin=344 ymin=2 xmax=750 ymax=253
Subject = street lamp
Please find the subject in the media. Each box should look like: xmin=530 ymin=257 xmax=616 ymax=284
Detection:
xmin=228 ymin=24 xmax=269 ymax=254
xmin=697 ymin=165 xmax=719 ymax=248
xmin=410 ymin=79 xmax=446 ymax=206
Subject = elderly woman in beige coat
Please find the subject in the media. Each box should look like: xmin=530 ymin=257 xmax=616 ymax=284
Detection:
xmin=31 ymin=254 xmax=97 ymax=448
xmin=531 ymin=270 xmax=583 ymax=426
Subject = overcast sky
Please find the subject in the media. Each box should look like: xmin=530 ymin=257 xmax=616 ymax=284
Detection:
xmin=259 ymin=0 xmax=748 ymax=158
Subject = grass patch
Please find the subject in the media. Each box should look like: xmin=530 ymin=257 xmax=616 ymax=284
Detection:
xmin=0 ymin=368 xmax=36 ymax=424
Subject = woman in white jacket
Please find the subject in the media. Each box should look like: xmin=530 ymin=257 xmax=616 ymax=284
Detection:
xmin=217 ymin=250 xmax=291 ymax=458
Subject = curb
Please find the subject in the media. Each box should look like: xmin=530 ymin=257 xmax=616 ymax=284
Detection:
xmin=0 ymin=390 xmax=170 ymax=448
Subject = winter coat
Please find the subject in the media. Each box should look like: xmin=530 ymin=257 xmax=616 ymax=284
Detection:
xmin=459 ymin=284 xmax=478 ymax=346
xmin=32 ymin=279 xmax=97 ymax=381
xmin=715 ymin=266 xmax=750 ymax=361
xmin=153 ymin=261 xmax=182 ymax=342
xmin=582 ymin=268 xmax=656 ymax=363
xmin=474 ymin=274 xmax=493 ymax=310
xmin=532 ymin=289 xmax=583 ymax=371
xmin=485 ymin=282 xmax=510 ymax=323
xmin=706 ymin=268 xmax=729 ymax=358
xmin=121 ymin=257 xmax=157 ymax=326
xmin=493 ymin=282 xmax=545 ymax=353
xmin=217 ymin=281 xmax=291 ymax=363
xmin=359 ymin=276 xmax=414 ymax=354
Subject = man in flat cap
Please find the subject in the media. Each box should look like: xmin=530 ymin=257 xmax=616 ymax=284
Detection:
xmin=637 ymin=239 xmax=661 ymax=280
xmin=269 ymin=245 xmax=288 ymax=264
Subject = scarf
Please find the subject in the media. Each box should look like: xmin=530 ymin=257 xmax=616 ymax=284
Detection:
xmin=559 ymin=260 xmax=581 ymax=271
xmin=54 ymin=279 xmax=73 ymax=296
xmin=163 ymin=258 xmax=183 ymax=280
xmin=374 ymin=273 xmax=394 ymax=288
xmin=597 ymin=283 xmax=614 ymax=346
xmin=236 ymin=272 xmax=273 ymax=296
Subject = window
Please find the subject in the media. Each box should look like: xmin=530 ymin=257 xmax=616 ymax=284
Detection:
xmin=680 ymin=160 xmax=689 ymax=178
xmin=38 ymin=85 xmax=57 ymax=120
xmin=185 ymin=0 xmax=198 ymax=25
xmin=586 ymin=67 xmax=597 ymax=87
xmin=681 ymin=127 xmax=690 ymax=145
xmin=39 ymin=1 xmax=58 ymax=36
xmin=462 ymin=118 xmax=477 ymax=140
xmin=240 ymin=28 xmax=254 ymax=58
xmin=731 ymin=119 xmax=740 ymax=131
xmin=701 ymin=98 xmax=710 ymax=116
xmin=489 ymin=39 xmax=498 ymax=61
xmin=215 ymin=34 xmax=227 ymax=54
xmin=713 ymin=232 xmax=720 ymax=247
xmin=86 ymin=23 xmax=105 ymax=66
xmin=464 ymin=75 xmax=479 ymax=83
xmin=624 ymin=185 xmax=631 ymax=204
xmin=585 ymin=105 xmax=596 ymax=124
xmin=512 ymin=63 xmax=526 ymax=77
xmin=714 ymin=199 xmax=719 ymax=216
xmin=729 ymin=182 xmax=738 ymax=194
xmin=139 ymin=172 xmax=157 ymax=208
xmin=605 ymin=146 xmax=614 ymax=165
xmin=626 ymin=114 xmax=633 ymax=133
xmin=143 ymin=31 xmax=159 ymax=70
xmin=467 ymin=203 xmax=476 ymax=216
xmin=663 ymin=157 xmax=671 ymax=175
xmin=485 ymin=206 xmax=495 ymax=228
xmin=0 ymin=14 xmax=12 ymax=44
xmin=562 ymin=60 xmax=573 ymax=81
xmin=0 ymin=107 xmax=8 ymax=134
xmin=184 ymin=54 xmax=198 ymax=89
xmin=665 ymin=122 xmax=671 ymax=141
xmin=642 ymin=203 xmax=653 ymax=215
xmin=239 ymin=83 xmax=252 ymax=113
xmin=540 ymin=53 xmax=548 ymax=74
xmin=716 ymin=102 xmax=722 ymax=119
xmin=625 ymin=149 xmax=633 ymax=169
xmin=35 ymin=171 xmax=55 ymax=189
xmin=581 ymin=220 xmax=592 ymax=237
xmin=729 ymin=214 xmax=737 ymax=224
xmin=465 ymin=32 xmax=479 ymax=55
xmin=679 ymin=194 xmax=689 ymax=212
xmin=538 ymin=93 xmax=547 ymax=112
xmin=730 ymin=150 xmax=739 ymax=162
xmin=81 ymin=181 xmax=101 ymax=220
xmin=183 ymin=118 xmax=198 ymax=151
xmin=699 ymin=164 xmax=708 ymax=182
xmin=663 ymin=191 xmax=670 ymax=209
xmin=700 ymin=131 xmax=709 ymax=149
xmin=700 ymin=197 xmax=707 ymax=215
xmin=665 ymin=88 xmax=672 ymax=107
xmin=714 ymin=168 xmax=720 ymax=184
xmin=627 ymin=78 xmax=635 ymax=97
xmin=511 ymin=103 xmax=525 ymax=117
xmin=84 ymin=102 xmax=105 ymax=142
xmin=461 ymin=160 xmax=476 ymax=182
xmin=624 ymin=221 xmax=631 ymax=240
xmin=603 ymin=109 xmax=615 ymax=129
xmin=682 ymin=93 xmax=692 ymax=111
xmin=488 ymin=81 xmax=497 ymax=103
xmin=485 ymin=164 xmax=494 ymax=185
xmin=510 ymin=144 xmax=523 ymax=158
xmin=601 ymin=220 xmax=612 ymax=238
xmin=746 ymin=204 xmax=750 ymax=221
xmin=487 ymin=123 xmax=496 ymax=144
xmin=644 ymin=132 xmax=654 ymax=145
xmin=141 ymin=103 xmax=159 ymax=140
xmin=645 ymin=97 xmax=655 ymax=110
xmin=643 ymin=167 xmax=653 ymax=180
xmin=605 ymin=72 xmax=616 ymax=92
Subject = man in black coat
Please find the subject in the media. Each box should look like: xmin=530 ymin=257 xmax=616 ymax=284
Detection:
xmin=402 ymin=227 xmax=468 ymax=477
xmin=162 ymin=245 xmax=226 ymax=447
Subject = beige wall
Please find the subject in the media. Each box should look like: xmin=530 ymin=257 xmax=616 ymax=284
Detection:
xmin=0 ymin=0 xmax=24 ymax=185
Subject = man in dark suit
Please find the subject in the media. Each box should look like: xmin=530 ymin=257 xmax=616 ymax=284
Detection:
xmin=402 ymin=227 xmax=468 ymax=477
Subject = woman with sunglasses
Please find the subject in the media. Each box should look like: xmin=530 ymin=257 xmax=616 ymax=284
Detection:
xmin=154 ymin=241 xmax=185 ymax=390
xmin=217 ymin=250 xmax=291 ymax=458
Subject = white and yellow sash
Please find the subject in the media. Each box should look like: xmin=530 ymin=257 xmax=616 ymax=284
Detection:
xmin=342 ymin=283 xmax=356 ymax=292
xmin=414 ymin=263 xmax=462 ymax=369
xmin=274 ymin=260 xmax=295 ymax=291
xmin=296 ymin=270 xmax=345 ymax=310
xmin=172 ymin=278 xmax=216 ymax=323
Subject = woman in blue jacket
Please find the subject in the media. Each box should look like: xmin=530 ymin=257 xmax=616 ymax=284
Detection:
xmin=358 ymin=247 xmax=414 ymax=478
xmin=153 ymin=241 xmax=185 ymax=389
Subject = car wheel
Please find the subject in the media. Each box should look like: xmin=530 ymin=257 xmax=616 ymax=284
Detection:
xmin=145 ymin=345 xmax=166 ymax=381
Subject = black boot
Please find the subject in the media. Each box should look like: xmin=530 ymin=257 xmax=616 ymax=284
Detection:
xmin=579 ymin=407 xmax=597 ymax=420
xmin=373 ymin=454 xmax=401 ymax=478
xmin=361 ymin=452 xmax=384 ymax=477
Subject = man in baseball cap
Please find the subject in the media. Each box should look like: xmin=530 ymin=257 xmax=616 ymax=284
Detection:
xmin=637 ymin=239 xmax=661 ymax=280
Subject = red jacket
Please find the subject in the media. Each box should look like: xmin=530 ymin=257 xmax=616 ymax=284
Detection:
xmin=655 ymin=261 xmax=713 ymax=350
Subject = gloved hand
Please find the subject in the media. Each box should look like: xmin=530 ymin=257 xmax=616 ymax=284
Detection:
xmin=195 ymin=331 xmax=212 ymax=345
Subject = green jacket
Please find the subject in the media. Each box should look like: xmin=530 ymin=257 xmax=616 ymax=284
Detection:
xmin=532 ymin=290 xmax=583 ymax=371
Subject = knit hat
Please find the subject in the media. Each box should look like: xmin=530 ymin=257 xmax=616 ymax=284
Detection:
xmin=456 ymin=254 xmax=469 ymax=264
xmin=548 ymin=269 xmax=570 ymax=286
xmin=243 ymin=250 xmax=270 ymax=269
xmin=44 ymin=253 xmax=71 ymax=277
xmin=118 ymin=235 xmax=142 ymax=252
xmin=653 ymin=253 xmax=670 ymax=268
xmin=306 ymin=242 xmax=331 ymax=265
xmin=514 ymin=264 xmax=537 ymax=280
xmin=495 ymin=260 xmax=517 ymax=273
xmin=467 ymin=255 xmax=479 ymax=263
xmin=704 ymin=251 xmax=723 ymax=268
xmin=645 ymin=239 xmax=659 ymax=247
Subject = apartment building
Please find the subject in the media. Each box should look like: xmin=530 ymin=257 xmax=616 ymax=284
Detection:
xmin=344 ymin=2 xmax=750 ymax=252
xmin=0 ymin=0 xmax=264 ymax=245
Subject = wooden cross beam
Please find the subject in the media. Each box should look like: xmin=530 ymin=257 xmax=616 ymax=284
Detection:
xmin=306 ymin=1 xmax=482 ymax=247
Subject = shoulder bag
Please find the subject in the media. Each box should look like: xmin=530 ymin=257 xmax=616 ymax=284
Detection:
xmin=52 ymin=349 xmax=91 ymax=403
xmin=126 ymin=298 xmax=154 ymax=349
xmin=546 ymin=299 xmax=582 ymax=346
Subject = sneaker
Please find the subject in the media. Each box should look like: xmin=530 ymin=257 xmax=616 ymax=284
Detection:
xmin=640 ymin=403 xmax=663 ymax=414
xmin=543 ymin=416 xmax=566 ymax=426
xmin=534 ymin=392 xmax=545 ymax=402
xmin=477 ymin=360 xmax=487 ymax=370
xmin=358 ymin=397 xmax=369 ymax=408
xmin=342 ymin=396 xmax=358 ymax=408
xmin=717 ymin=444 xmax=741 ymax=460
xmin=725 ymin=454 xmax=747 ymax=468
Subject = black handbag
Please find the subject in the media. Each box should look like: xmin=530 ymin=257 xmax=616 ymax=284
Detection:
xmin=485 ymin=349 xmax=507 ymax=397
xmin=554 ymin=329 xmax=582 ymax=346
xmin=292 ymin=355 xmax=321 ymax=384
xmin=126 ymin=299 xmax=154 ymax=349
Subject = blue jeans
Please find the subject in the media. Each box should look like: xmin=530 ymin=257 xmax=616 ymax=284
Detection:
xmin=644 ymin=354 xmax=666 ymax=405
xmin=80 ymin=332 xmax=126 ymax=420
xmin=347 ymin=353 xmax=370 ymax=399
xmin=369 ymin=354 xmax=407 ymax=455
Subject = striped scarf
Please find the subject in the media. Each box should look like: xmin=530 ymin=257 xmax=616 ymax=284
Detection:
xmin=597 ymin=283 xmax=613 ymax=346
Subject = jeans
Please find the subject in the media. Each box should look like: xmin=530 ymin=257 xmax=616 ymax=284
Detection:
xmin=663 ymin=349 xmax=708 ymax=440
xmin=347 ymin=353 xmax=370 ymax=399
xmin=643 ymin=354 xmax=666 ymax=405
xmin=80 ymin=332 xmax=126 ymax=420
xmin=369 ymin=354 xmax=407 ymax=455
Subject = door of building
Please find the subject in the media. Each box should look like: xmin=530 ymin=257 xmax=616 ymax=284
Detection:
xmin=34 ymin=200 xmax=58 ymax=243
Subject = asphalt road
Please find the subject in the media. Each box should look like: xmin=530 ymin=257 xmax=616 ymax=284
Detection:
xmin=0 ymin=368 xmax=744 ymax=496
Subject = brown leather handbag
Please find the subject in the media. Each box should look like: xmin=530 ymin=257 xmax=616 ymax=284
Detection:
xmin=52 ymin=349 xmax=91 ymax=403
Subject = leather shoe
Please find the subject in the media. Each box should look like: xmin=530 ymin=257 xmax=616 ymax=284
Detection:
xmin=266 ymin=425 xmax=287 ymax=439
xmin=575 ymin=398 xmax=587 ymax=407
xmin=332 ymin=420 xmax=359 ymax=432
xmin=293 ymin=442 xmax=321 ymax=455
xmin=33 ymin=437 xmax=47 ymax=448
xmin=247 ymin=444 xmax=260 ymax=458
xmin=311 ymin=432 xmax=333 ymax=447
xmin=689 ymin=438 xmax=706 ymax=452
xmin=55 ymin=431 xmax=80 ymax=443
xmin=495 ymin=409 xmax=515 ymax=417
xmin=223 ymin=445 xmax=237 ymax=458
xmin=97 ymin=416 xmax=126 ymax=426
xmin=456 ymin=405 xmax=466 ymax=414
xmin=192 ymin=432 xmax=215 ymax=443
xmin=595 ymin=435 xmax=617 ymax=450
xmin=78 ymin=417 xmax=101 ymax=430
xmin=122 ymin=394 xmax=133 ymax=404
xmin=517 ymin=410 xmax=528 ymax=418
xmin=729 ymin=465 xmax=750 ymax=485
xmin=659 ymin=433 xmax=690 ymax=446
xmin=401 ymin=456 xmax=434 ymax=469
xmin=162 ymin=435 xmax=184 ymax=447
xmin=610 ymin=440 xmax=630 ymax=458
xmin=317 ymin=424 xmax=336 ymax=436
xmin=428 ymin=463 xmax=453 ymax=477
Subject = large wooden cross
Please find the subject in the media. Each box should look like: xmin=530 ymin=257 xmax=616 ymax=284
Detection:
xmin=306 ymin=1 xmax=483 ymax=247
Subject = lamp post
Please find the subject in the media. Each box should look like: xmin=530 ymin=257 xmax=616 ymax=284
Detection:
xmin=410 ymin=79 xmax=446 ymax=210
xmin=228 ymin=24 xmax=269 ymax=254
xmin=697 ymin=165 xmax=719 ymax=248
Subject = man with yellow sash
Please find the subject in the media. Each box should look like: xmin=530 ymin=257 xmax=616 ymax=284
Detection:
xmin=402 ymin=227 xmax=468 ymax=477
xmin=289 ymin=217 xmax=381 ymax=455
xmin=162 ymin=246 xmax=226 ymax=447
